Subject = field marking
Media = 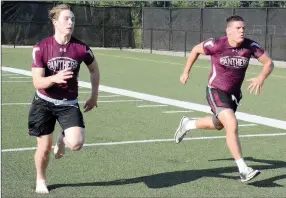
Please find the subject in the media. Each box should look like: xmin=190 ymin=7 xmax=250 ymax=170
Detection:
xmin=2 ymin=67 xmax=286 ymax=130
xmin=1 ymin=100 xmax=143 ymax=105
xmin=2 ymin=81 xmax=32 ymax=82
xmin=2 ymin=132 xmax=286 ymax=152
xmin=98 ymin=95 xmax=121 ymax=98
xmin=1 ymin=74 xmax=20 ymax=76
xmin=9 ymin=76 xmax=31 ymax=79
xmin=163 ymin=110 xmax=194 ymax=113
xmin=137 ymin=104 xmax=168 ymax=108
xmin=96 ymin=53 xmax=286 ymax=79
xmin=238 ymin=124 xmax=257 ymax=127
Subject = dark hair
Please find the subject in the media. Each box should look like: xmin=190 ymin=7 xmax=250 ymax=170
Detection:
xmin=226 ymin=15 xmax=244 ymax=24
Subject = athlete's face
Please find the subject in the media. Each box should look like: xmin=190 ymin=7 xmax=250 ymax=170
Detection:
xmin=53 ymin=9 xmax=75 ymax=36
xmin=226 ymin=21 xmax=245 ymax=44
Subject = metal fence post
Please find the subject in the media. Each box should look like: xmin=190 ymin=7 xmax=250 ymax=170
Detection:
xmin=120 ymin=26 xmax=122 ymax=50
xmin=150 ymin=29 xmax=153 ymax=54
xmin=184 ymin=30 xmax=187 ymax=57
xmin=141 ymin=6 xmax=144 ymax=49
xmin=265 ymin=8 xmax=269 ymax=51
xmin=200 ymin=8 xmax=203 ymax=42
xmin=269 ymin=34 xmax=273 ymax=57
xmin=169 ymin=7 xmax=172 ymax=51
xmin=14 ymin=22 xmax=17 ymax=48
xmin=103 ymin=7 xmax=105 ymax=48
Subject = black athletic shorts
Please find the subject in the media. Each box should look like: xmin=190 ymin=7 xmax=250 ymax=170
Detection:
xmin=28 ymin=94 xmax=85 ymax=137
xmin=206 ymin=86 xmax=242 ymax=117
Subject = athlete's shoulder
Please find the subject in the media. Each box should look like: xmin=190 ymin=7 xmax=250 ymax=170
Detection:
xmin=35 ymin=36 xmax=54 ymax=47
xmin=204 ymin=36 xmax=226 ymax=46
xmin=243 ymin=38 xmax=263 ymax=48
xmin=70 ymin=36 xmax=89 ymax=47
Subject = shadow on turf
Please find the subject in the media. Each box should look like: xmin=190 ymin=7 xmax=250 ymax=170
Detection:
xmin=48 ymin=157 xmax=285 ymax=191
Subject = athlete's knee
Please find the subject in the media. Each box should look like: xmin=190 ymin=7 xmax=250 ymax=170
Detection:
xmin=69 ymin=141 xmax=84 ymax=151
xmin=36 ymin=137 xmax=53 ymax=155
xmin=64 ymin=127 xmax=85 ymax=151
xmin=37 ymin=146 xmax=52 ymax=155
xmin=212 ymin=116 xmax=224 ymax=130
xmin=215 ymin=123 xmax=224 ymax=130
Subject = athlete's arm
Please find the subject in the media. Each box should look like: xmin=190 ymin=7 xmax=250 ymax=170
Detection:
xmin=256 ymin=52 xmax=274 ymax=81
xmin=183 ymin=42 xmax=206 ymax=74
xmin=83 ymin=59 xmax=100 ymax=112
xmin=180 ymin=42 xmax=206 ymax=84
xmin=87 ymin=59 xmax=100 ymax=101
xmin=32 ymin=68 xmax=73 ymax=90
xmin=247 ymin=52 xmax=274 ymax=95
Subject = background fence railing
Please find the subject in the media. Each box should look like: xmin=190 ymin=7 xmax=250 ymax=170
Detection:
xmin=2 ymin=22 xmax=286 ymax=61
xmin=2 ymin=1 xmax=286 ymax=61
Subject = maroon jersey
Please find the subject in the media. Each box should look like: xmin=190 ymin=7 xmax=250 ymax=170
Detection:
xmin=32 ymin=36 xmax=95 ymax=100
xmin=203 ymin=36 xmax=264 ymax=95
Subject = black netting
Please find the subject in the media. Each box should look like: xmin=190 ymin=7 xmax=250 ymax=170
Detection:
xmin=143 ymin=8 xmax=170 ymax=29
xmin=142 ymin=7 xmax=286 ymax=61
xmin=268 ymin=8 xmax=286 ymax=36
xmin=152 ymin=30 xmax=170 ymax=50
xmin=2 ymin=2 xmax=286 ymax=61
xmin=203 ymin=8 xmax=233 ymax=33
xmin=269 ymin=36 xmax=286 ymax=61
xmin=234 ymin=8 xmax=267 ymax=49
xmin=1 ymin=2 xmax=134 ymax=48
xmin=171 ymin=8 xmax=201 ymax=31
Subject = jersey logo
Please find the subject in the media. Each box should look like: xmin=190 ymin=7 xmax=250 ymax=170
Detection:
xmin=220 ymin=56 xmax=249 ymax=68
xmin=47 ymin=57 xmax=78 ymax=72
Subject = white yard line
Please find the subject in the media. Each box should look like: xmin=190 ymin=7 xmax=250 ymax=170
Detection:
xmin=2 ymin=132 xmax=286 ymax=152
xmin=2 ymin=67 xmax=286 ymax=130
xmin=96 ymin=100 xmax=142 ymax=103
xmin=98 ymin=95 xmax=121 ymax=98
xmin=1 ymin=100 xmax=143 ymax=105
xmin=238 ymin=124 xmax=258 ymax=127
xmin=137 ymin=104 xmax=168 ymax=108
xmin=1 ymin=74 xmax=20 ymax=76
xmin=2 ymin=81 xmax=32 ymax=82
xmin=163 ymin=110 xmax=194 ymax=113
xmin=9 ymin=76 xmax=31 ymax=79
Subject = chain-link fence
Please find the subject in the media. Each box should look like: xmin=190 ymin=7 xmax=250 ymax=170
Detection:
xmin=1 ymin=2 xmax=136 ymax=48
xmin=143 ymin=7 xmax=286 ymax=61
xmin=2 ymin=2 xmax=286 ymax=61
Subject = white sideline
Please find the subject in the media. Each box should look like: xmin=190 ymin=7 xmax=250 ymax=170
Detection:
xmin=2 ymin=66 xmax=286 ymax=130
xmin=2 ymin=45 xmax=286 ymax=68
xmin=1 ymin=100 xmax=143 ymax=105
xmin=137 ymin=104 xmax=168 ymax=107
xmin=2 ymin=132 xmax=286 ymax=152
xmin=163 ymin=110 xmax=194 ymax=113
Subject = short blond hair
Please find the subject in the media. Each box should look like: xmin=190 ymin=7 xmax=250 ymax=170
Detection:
xmin=49 ymin=4 xmax=71 ymax=21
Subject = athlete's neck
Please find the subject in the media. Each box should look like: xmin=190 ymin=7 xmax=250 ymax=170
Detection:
xmin=228 ymin=38 xmax=242 ymax=48
xmin=54 ymin=33 xmax=71 ymax=45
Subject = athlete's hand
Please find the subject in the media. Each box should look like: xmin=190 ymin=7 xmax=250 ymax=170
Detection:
xmin=247 ymin=76 xmax=264 ymax=95
xmin=52 ymin=68 xmax=73 ymax=84
xmin=84 ymin=97 xmax=97 ymax=112
xmin=180 ymin=73 xmax=189 ymax=84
